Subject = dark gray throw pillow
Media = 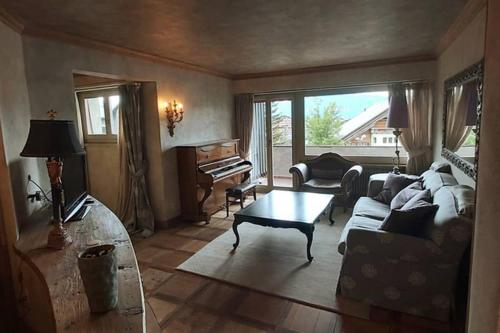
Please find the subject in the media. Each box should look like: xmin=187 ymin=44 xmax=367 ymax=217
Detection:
xmin=375 ymin=173 xmax=419 ymax=204
xmin=390 ymin=181 xmax=424 ymax=210
xmin=380 ymin=198 xmax=438 ymax=237
xmin=401 ymin=189 xmax=432 ymax=209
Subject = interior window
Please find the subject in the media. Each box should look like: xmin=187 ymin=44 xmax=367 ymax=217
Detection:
xmin=77 ymin=89 xmax=120 ymax=143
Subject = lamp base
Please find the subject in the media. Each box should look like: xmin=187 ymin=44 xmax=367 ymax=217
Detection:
xmin=47 ymin=219 xmax=72 ymax=250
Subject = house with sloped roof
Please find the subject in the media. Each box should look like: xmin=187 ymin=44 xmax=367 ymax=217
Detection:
xmin=339 ymin=102 xmax=395 ymax=146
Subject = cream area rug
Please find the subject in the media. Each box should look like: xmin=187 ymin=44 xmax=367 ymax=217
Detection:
xmin=178 ymin=209 xmax=363 ymax=314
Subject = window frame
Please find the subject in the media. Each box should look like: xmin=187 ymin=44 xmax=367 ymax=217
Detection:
xmin=77 ymin=89 xmax=120 ymax=143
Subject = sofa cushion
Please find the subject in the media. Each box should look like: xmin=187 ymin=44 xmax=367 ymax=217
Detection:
xmin=310 ymin=167 xmax=344 ymax=180
xmin=421 ymin=170 xmax=458 ymax=195
xmin=449 ymin=185 xmax=475 ymax=219
xmin=380 ymin=199 xmax=438 ymax=237
xmin=302 ymin=178 xmax=342 ymax=190
xmin=423 ymin=187 xmax=473 ymax=261
xmin=390 ymin=181 xmax=424 ymax=210
xmin=375 ymin=173 xmax=419 ymax=204
xmin=353 ymin=197 xmax=391 ymax=221
xmin=338 ymin=215 xmax=383 ymax=254
xmin=429 ymin=161 xmax=452 ymax=173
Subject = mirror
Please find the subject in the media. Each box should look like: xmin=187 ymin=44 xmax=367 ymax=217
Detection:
xmin=442 ymin=60 xmax=483 ymax=180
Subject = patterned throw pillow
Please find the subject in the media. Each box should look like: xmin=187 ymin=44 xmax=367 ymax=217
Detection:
xmin=380 ymin=196 xmax=438 ymax=237
xmin=390 ymin=181 xmax=424 ymax=210
xmin=375 ymin=173 xmax=420 ymax=204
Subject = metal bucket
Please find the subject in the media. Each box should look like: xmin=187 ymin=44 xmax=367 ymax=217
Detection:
xmin=78 ymin=244 xmax=118 ymax=313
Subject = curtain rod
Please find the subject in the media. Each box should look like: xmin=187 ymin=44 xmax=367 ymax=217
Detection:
xmin=251 ymin=79 xmax=432 ymax=96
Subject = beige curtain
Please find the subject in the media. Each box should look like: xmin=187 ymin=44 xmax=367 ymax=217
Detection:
xmin=445 ymin=82 xmax=476 ymax=151
xmin=235 ymin=94 xmax=254 ymax=159
xmin=117 ymin=109 xmax=133 ymax=230
xmin=116 ymin=84 xmax=154 ymax=237
xmin=399 ymin=82 xmax=433 ymax=175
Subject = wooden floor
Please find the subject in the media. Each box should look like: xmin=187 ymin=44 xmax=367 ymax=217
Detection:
xmin=132 ymin=197 xmax=462 ymax=333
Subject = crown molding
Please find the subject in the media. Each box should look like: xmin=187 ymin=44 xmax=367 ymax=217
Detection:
xmin=232 ymin=55 xmax=436 ymax=80
xmin=0 ymin=5 xmax=24 ymax=33
xmin=437 ymin=0 xmax=487 ymax=55
xmin=21 ymin=24 xmax=232 ymax=79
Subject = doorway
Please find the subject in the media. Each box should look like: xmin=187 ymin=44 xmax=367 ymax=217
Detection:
xmin=72 ymin=74 xmax=124 ymax=214
xmin=249 ymin=95 xmax=294 ymax=189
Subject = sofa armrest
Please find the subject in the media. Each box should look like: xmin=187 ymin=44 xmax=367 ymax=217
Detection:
xmin=345 ymin=227 xmax=443 ymax=264
xmin=367 ymin=173 xmax=388 ymax=197
xmin=289 ymin=163 xmax=309 ymax=186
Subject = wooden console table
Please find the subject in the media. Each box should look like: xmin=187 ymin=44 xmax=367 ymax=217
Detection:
xmin=14 ymin=198 xmax=145 ymax=333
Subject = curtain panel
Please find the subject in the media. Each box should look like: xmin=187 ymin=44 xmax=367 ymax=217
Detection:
xmin=117 ymin=84 xmax=155 ymax=237
xmin=397 ymin=82 xmax=433 ymax=175
xmin=234 ymin=94 xmax=254 ymax=159
xmin=445 ymin=82 xmax=476 ymax=151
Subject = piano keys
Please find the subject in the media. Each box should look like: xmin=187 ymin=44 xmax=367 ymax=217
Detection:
xmin=177 ymin=139 xmax=253 ymax=223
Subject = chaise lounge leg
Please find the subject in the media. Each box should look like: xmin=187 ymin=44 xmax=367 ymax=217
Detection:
xmin=329 ymin=202 xmax=335 ymax=225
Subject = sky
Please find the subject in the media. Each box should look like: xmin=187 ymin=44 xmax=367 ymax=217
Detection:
xmin=272 ymin=91 xmax=389 ymax=120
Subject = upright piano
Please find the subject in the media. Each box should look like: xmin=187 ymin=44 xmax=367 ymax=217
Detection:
xmin=177 ymin=139 xmax=253 ymax=222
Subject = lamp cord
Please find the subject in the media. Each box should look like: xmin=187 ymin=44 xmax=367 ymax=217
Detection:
xmin=27 ymin=178 xmax=52 ymax=203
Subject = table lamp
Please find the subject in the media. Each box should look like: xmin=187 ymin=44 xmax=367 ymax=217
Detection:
xmin=386 ymin=85 xmax=409 ymax=174
xmin=20 ymin=116 xmax=84 ymax=249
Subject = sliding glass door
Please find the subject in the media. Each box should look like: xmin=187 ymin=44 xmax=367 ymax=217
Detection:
xmin=270 ymin=99 xmax=292 ymax=187
xmin=249 ymin=96 xmax=294 ymax=189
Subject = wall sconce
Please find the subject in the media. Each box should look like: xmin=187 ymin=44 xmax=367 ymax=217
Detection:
xmin=163 ymin=100 xmax=184 ymax=137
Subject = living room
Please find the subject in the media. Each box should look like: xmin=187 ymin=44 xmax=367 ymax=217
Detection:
xmin=0 ymin=1 xmax=499 ymax=332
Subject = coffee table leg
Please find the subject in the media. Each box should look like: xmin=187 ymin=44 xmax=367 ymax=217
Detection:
xmin=305 ymin=226 xmax=314 ymax=262
xmin=232 ymin=219 xmax=241 ymax=249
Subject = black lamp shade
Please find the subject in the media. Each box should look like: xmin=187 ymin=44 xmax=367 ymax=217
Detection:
xmin=20 ymin=120 xmax=84 ymax=158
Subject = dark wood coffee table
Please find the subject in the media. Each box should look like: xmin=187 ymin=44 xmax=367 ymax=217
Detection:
xmin=232 ymin=190 xmax=335 ymax=262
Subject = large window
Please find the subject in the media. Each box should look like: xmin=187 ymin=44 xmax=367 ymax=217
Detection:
xmin=248 ymin=86 xmax=409 ymax=190
xmin=77 ymin=89 xmax=120 ymax=143
xmin=304 ymin=89 xmax=407 ymax=158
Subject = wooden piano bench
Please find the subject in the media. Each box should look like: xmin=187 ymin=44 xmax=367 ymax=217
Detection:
xmin=225 ymin=182 xmax=257 ymax=217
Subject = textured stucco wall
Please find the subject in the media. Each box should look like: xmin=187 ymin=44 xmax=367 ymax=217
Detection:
xmin=0 ymin=21 xmax=46 ymax=229
xmin=468 ymin=2 xmax=500 ymax=331
xmin=21 ymin=36 xmax=234 ymax=223
xmin=432 ymin=8 xmax=486 ymax=187
xmin=232 ymin=61 xmax=437 ymax=94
